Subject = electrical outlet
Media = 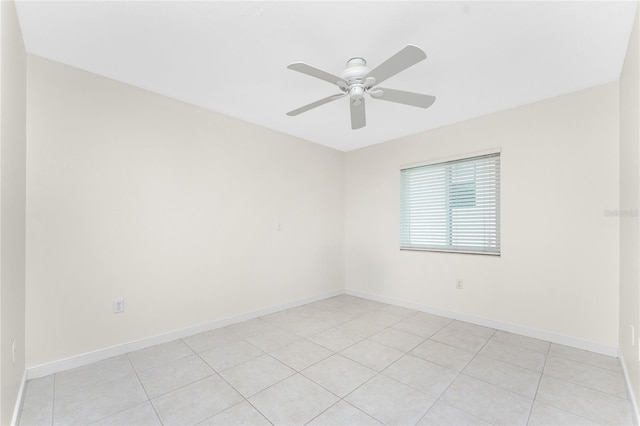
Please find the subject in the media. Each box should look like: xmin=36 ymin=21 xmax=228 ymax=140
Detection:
xmin=113 ymin=299 xmax=125 ymax=314
xmin=456 ymin=280 xmax=463 ymax=290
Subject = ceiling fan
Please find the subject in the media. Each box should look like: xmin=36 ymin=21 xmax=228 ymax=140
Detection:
xmin=286 ymin=45 xmax=436 ymax=130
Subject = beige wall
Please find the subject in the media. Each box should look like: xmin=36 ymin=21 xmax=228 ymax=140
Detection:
xmin=0 ymin=1 xmax=27 ymax=424
xmin=345 ymin=83 xmax=620 ymax=350
xmin=620 ymin=5 xmax=640 ymax=413
xmin=25 ymin=56 xmax=345 ymax=367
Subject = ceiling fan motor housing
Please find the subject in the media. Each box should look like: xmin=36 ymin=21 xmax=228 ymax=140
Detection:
xmin=341 ymin=58 xmax=371 ymax=105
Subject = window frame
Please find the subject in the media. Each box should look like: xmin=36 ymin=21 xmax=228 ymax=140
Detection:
xmin=400 ymin=149 xmax=501 ymax=256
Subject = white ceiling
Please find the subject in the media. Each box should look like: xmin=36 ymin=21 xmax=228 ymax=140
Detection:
xmin=14 ymin=1 xmax=638 ymax=152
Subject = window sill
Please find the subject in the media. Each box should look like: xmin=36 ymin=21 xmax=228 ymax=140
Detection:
xmin=400 ymin=247 xmax=501 ymax=256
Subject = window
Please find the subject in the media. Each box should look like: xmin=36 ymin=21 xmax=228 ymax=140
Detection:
xmin=400 ymin=152 xmax=500 ymax=255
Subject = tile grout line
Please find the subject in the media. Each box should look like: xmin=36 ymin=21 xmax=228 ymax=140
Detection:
xmin=327 ymin=314 xmax=453 ymax=425
xmin=145 ymin=341 xmax=182 ymax=426
xmin=299 ymin=309 xmax=417 ymax=426
xmin=473 ymin=338 xmax=549 ymax=374
xmin=525 ymin=338 xmax=551 ymax=425
xmin=188 ymin=305 xmax=372 ymax=425
xmin=534 ymin=375 xmax=634 ymax=423
xmin=127 ymin=340 xmax=202 ymax=383
xmin=192 ymin=347 xmax=278 ymax=425
xmin=50 ymin=373 xmax=56 ymax=426
xmin=306 ymin=315 xmax=482 ymax=424
xmin=548 ymin=350 xmax=628 ymax=374
xmin=540 ymin=372 xmax=630 ymax=401
xmin=525 ymin=344 xmax=619 ymax=426
xmin=412 ymin=328 xmax=497 ymax=426
xmin=289 ymin=311 xmax=389 ymax=424
xmin=545 ymin=346 xmax=629 ymax=400
xmin=125 ymin=352 xmax=164 ymax=425
xmin=302 ymin=399 xmax=343 ymax=426
xmin=61 ymin=353 xmax=160 ymax=426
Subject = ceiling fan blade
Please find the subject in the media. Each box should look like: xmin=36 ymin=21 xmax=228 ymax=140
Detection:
xmin=287 ymin=62 xmax=347 ymax=87
xmin=365 ymin=45 xmax=427 ymax=86
xmin=373 ymin=88 xmax=436 ymax=108
xmin=350 ymin=99 xmax=366 ymax=130
xmin=286 ymin=93 xmax=346 ymax=116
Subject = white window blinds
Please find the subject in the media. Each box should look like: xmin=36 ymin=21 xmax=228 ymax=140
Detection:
xmin=400 ymin=153 xmax=500 ymax=255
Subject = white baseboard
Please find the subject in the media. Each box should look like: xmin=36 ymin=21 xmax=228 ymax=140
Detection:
xmin=26 ymin=287 xmax=620 ymax=380
xmin=345 ymin=288 xmax=618 ymax=357
xmin=11 ymin=369 xmax=27 ymax=426
xmin=27 ymin=289 xmax=344 ymax=379
xmin=619 ymin=350 xmax=640 ymax=426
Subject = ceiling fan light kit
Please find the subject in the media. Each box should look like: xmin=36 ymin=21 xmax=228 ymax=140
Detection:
xmin=286 ymin=45 xmax=436 ymax=130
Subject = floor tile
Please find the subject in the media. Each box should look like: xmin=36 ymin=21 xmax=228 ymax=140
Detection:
xmin=370 ymin=327 xmax=424 ymax=352
xmin=345 ymin=374 xmax=436 ymax=426
xmin=138 ymin=354 xmax=214 ymax=398
xmin=544 ymin=355 xmax=628 ymax=398
xmin=128 ymin=340 xmax=194 ymax=372
xmin=491 ymin=330 xmax=550 ymax=354
xmin=417 ymin=400 xmax=491 ymax=426
xmin=306 ymin=296 xmax=348 ymax=310
xmin=219 ymin=354 xmax=295 ymax=397
xmin=536 ymin=376 xmax=633 ymax=425
xmin=392 ymin=318 xmax=446 ymax=338
xmin=90 ymin=401 xmax=161 ymax=426
xmin=528 ymin=401 xmax=599 ymax=426
xmin=549 ymin=343 xmax=622 ymax=372
xmin=151 ymin=375 xmax=243 ymax=426
xmin=269 ymin=339 xmax=333 ymax=371
xmin=22 ymin=375 xmax=54 ymax=411
xmin=411 ymin=339 xmax=475 ymax=372
xmin=53 ymin=374 xmax=147 ymax=425
xmin=308 ymin=325 xmax=365 ymax=352
xmin=338 ymin=318 xmax=387 ymax=339
xmin=227 ymin=318 xmax=278 ymax=338
xmin=479 ymin=338 xmax=546 ymax=372
xmin=380 ymin=304 xmax=417 ymax=317
xmin=197 ymin=401 xmax=271 ymax=425
xmin=244 ymin=327 xmax=301 ymax=352
xmin=260 ymin=309 xmax=302 ymax=327
xmin=307 ymin=401 xmax=383 ymax=426
xmin=383 ymin=354 xmax=458 ymax=397
xmin=340 ymin=339 xmax=404 ymax=371
xmin=441 ymin=374 xmax=533 ymax=426
xmin=463 ymin=354 xmax=541 ymax=399
xmin=302 ymin=354 xmax=376 ymax=397
xmin=340 ymin=298 xmax=385 ymax=313
xmin=249 ymin=374 xmax=339 ymax=425
xmin=358 ymin=311 xmax=406 ymax=327
xmin=430 ymin=327 xmax=490 ymax=353
xmin=199 ymin=339 xmax=263 ymax=371
xmin=183 ymin=328 xmax=242 ymax=353
xmin=18 ymin=405 xmax=53 ymax=426
xmin=19 ymin=374 xmax=53 ymax=426
xmin=54 ymin=355 xmax=136 ymax=399
xmin=295 ymin=306 xmax=355 ymax=324
xmin=442 ymin=320 xmax=496 ymax=338
xmin=276 ymin=316 xmax=335 ymax=337
xmin=411 ymin=312 xmax=453 ymax=328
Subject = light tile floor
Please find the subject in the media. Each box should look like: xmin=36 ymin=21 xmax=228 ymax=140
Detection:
xmin=18 ymin=295 xmax=634 ymax=426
